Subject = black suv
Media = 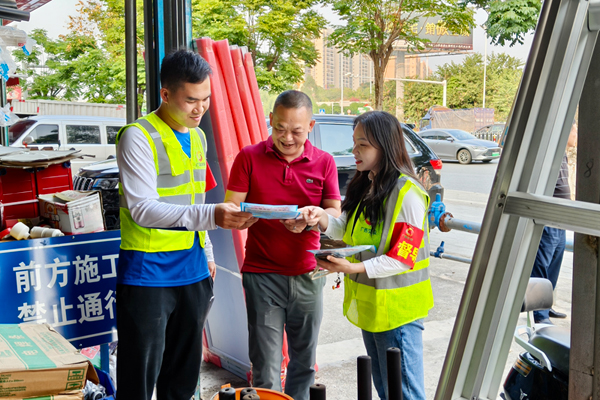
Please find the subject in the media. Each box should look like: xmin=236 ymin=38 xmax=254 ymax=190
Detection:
xmin=74 ymin=115 xmax=443 ymax=230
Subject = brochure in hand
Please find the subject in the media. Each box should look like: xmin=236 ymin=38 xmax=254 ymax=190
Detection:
xmin=309 ymin=245 xmax=376 ymax=279
xmin=240 ymin=202 xmax=301 ymax=220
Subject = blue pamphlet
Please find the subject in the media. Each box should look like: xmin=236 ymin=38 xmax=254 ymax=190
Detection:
xmin=240 ymin=202 xmax=301 ymax=220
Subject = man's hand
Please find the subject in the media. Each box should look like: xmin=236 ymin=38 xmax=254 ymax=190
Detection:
xmin=316 ymin=256 xmax=365 ymax=274
xmin=208 ymin=261 xmax=217 ymax=280
xmin=281 ymin=218 xmax=308 ymax=233
xmin=215 ymin=203 xmax=256 ymax=230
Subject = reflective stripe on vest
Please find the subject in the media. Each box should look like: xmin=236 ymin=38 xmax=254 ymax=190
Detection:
xmin=116 ymin=112 xmax=207 ymax=252
xmin=341 ymin=175 xmax=434 ymax=332
xmin=136 ymin=118 xmax=207 ymax=205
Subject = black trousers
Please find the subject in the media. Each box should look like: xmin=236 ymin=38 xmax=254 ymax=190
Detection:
xmin=116 ymin=278 xmax=214 ymax=400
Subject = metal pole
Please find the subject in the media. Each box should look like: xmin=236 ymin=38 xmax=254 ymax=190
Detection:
xmin=185 ymin=0 xmax=193 ymax=48
xmin=370 ymin=61 xmax=373 ymax=96
xmin=340 ymin=54 xmax=344 ymax=115
xmin=357 ymin=356 xmax=372 ymax=400
xmin=163 ymin=0 xmax=174 ymax=54
xmin=430 ymin=252 xmax=473 ymax=264
xmin=443 ymin=80 xmax=447 ymax=107
xmin=143 ymin=0 xmax=158 ymax=113
xmin=0 ymin=16 xmax=6 ymax=146
xmin=386 ymin=77 xmax=445 ymax=85
xmin=442 ymin=217 xmax=482 ymax=234
xmin=125 ymin=0 xmax=138 ymax=123
xmin=483 ymin=37 xmax=487 ymax=108
xmin=176 ymin=0 xmax=186 ymax=49
xmin=0 ymin=68 xmax=6 ymax=146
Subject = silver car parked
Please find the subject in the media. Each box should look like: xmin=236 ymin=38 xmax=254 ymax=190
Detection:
xmin=418 ymin=128 xmax=501 ymax=164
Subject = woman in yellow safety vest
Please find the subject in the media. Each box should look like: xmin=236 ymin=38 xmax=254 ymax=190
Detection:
xmin=301 ymin=111 xmax=433 ymax=400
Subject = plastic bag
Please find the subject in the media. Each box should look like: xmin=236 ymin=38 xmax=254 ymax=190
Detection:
xmin=0 ymin=103 xmax=20 ymax=127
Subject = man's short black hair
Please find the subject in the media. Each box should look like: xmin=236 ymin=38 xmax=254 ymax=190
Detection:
xmin=160 ymin=49 xmax=212 ymax=90
xmin=273 ymin=90 xmax=313 ymax=114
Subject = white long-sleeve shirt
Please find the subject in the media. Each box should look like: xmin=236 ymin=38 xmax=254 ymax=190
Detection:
xmin=117 ymin=125 xmax=215 ymax=261
xmin=324 ymin=187 xmax=427 ymax=278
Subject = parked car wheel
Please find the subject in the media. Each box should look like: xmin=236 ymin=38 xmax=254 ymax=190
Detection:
xmin=457 ymin=149 xmax=472 ymax=164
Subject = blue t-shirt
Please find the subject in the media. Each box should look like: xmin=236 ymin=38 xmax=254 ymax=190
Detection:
xmin=117 ymin=128 xmax=209 ymax=287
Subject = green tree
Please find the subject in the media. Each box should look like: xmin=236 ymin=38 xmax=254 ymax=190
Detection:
xmin=401 ymin=78 xmax=443 ymax=124
xmin=14 ymin=0 xmax=147 ymax=113
xmin=13 ymin=29 xmax=110 ymax=101
xmin=381 ymin=81 xmax=397 ymax=115
xmin=437 ymin=54 xmax=485 ymax=108
xmin=328 ymin=0 xmax=474 ymax=110
xmin=192 ymin=0 xmax=326 ymax=93
xmin=68 ymin=0 xmax=147 ymax=113
xmin=402 ymin=53 xmax=523 ymax=122
xmin=470 ymin=0 xmax=542 ymax=47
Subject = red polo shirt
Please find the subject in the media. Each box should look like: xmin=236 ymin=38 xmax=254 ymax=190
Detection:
xmin=228 ymin=137 xmax=341 ymax=275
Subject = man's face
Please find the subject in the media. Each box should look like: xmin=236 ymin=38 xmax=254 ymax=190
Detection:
xmin=269 ymin=106 xmax=315 ymax=160
xmin=161 ymin=79 xmax=211 ymax=129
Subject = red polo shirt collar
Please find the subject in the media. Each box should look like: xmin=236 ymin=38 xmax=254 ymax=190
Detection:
xmin=265 ymin=135 xmax=314 ymax=162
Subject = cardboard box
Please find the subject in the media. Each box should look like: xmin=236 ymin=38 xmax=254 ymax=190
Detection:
xmin=0 ymin=324 xmax=98 ymax=398
xmin=38 ymin=191 xmax=105 ymax=235
xmin=0 ymin=390 xmax=83 ymax=399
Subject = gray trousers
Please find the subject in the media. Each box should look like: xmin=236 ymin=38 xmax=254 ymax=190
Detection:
xmin=243 ymin=272 xmax=325 ymax=400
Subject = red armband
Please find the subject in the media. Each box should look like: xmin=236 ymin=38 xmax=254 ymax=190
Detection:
xmin=385 ymin=223 xmax=424 ymax=268
xmin=205 ymin=164 xmax=217 ymax=192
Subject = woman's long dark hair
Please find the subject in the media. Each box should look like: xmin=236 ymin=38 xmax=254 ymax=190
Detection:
xmin=342 ymin=111 xmax=418 ymax=231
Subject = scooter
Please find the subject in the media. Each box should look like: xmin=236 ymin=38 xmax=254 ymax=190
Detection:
xmin=502 ymin=278 xmax=570 ymax=400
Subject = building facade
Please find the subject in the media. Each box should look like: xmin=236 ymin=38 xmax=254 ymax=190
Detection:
xmin=305 ymin=29 xmax=432 ymax=90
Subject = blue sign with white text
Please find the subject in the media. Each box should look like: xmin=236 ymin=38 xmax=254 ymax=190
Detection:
xmin=0 ymin=230 xmax=120 ymax=348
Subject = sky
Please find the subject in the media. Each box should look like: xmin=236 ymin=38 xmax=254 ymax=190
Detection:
xmin=12 ymin=0 xmax=80 ymax=39
xmin=13 ymin=1 xmax=535 ymax=73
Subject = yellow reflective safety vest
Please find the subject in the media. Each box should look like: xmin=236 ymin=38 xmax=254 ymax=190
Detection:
xmin=342 ymin=175 xmax=434 ymax=332
xmin=116 ymin=112 xmax=207 ymax=252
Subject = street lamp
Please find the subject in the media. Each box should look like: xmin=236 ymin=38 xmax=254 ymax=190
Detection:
xmin=384 ymin=77 xmax=447 ymax=107
xmin=341 ymin=72 xmax=351 ymax=115
xmin=483 ymin=34 xmax=488 ymax=108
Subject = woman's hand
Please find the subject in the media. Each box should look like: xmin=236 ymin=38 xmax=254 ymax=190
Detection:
xmin=298 ymin=206 xmax=325 ymax=229
xmin=317 ymin=256 xmax=365 ymax=274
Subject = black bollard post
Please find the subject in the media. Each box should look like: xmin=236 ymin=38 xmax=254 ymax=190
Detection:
xmin=240 ymin=388 xmax=257 ymax=398
xmin=309 ymin=383 xmax=327 ymax=400
xmin=357 ymin=355 xmax=372 ymax=400
xmin=219 ymin=387 xmax=237 ymax=400
xmin=386 ymin=347 xmax=402 ymax=400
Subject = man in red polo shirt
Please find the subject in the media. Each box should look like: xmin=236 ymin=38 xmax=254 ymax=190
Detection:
xmin=225 ymin=90 xmax=341 ymax=400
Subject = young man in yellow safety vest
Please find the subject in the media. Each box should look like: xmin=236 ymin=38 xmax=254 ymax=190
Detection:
xmin=115 ymin=49 xmax=256 ymax=400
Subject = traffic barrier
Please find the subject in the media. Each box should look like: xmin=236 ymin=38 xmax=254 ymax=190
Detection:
xmin=231 ymin=47 xmax=262 ymax=144
xmin=243 ymin=52 xmax=269 ymax=141
xmin=214 ymin=39 xmax=252 ymax=150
